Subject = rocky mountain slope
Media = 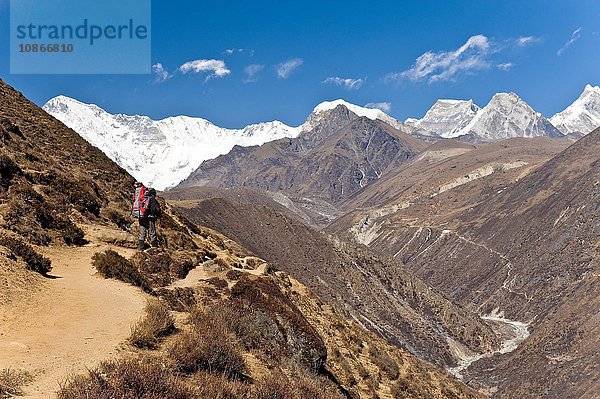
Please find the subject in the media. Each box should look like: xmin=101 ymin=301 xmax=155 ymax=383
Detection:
xmin=178 ymin=108 xmax=427 ymax=224
xmin=1 ymin=79 xmax=481 ymax=398
xmin=165 ymin=191 xmax=501 ymax=369
xmin=551 ymin=84 xmax=600 ymax=136
xmin=330 ymin=128 xmax=599 ymax=397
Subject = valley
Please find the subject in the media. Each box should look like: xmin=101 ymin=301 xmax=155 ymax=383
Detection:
xmin=1 ymin=76 xmax=598 ymax=399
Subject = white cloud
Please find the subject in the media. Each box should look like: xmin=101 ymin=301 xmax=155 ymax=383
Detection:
xmin=365 ymin=102 xmax=392 ymax=113
xmin=516 ymin=36 xmax=540 ymax=47
xmin=244 ymin=63 xmax=264 ymax=83
xmin=497 ymin=62 xmax=515 ymax=71
xmin=322 ymin=76 xmax=365 ymax=90
xmin=276 ymin=58 xmax=304 ymax=79
xmin=178 ymin=59 xmax=231 ymax=80
xmin=387 ymin=35 xmax=492 ymax=83
xmin=557 ymin=28 xmax=583 ymax=56
xmin=151 ymin=63 xmax=171 ymax=83
xmin=224 ymin=48 xmax=243 ymax=55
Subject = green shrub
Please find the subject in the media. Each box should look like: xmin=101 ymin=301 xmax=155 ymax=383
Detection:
xmin=0 ymin=235 xmax=52 ymax=275
xmin=0 ymin=369 xmax=33 ymax=399
xmin=129 ymin=299 xmax=175 ymax=349
xmin=92 ymin=250 xmax=152 ymax=293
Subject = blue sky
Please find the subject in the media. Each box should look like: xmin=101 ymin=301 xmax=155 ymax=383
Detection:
xmin=0 ymin=0 xmax=599 ymax=128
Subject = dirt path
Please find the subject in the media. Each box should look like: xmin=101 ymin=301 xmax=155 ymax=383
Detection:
xmin=0 ymin=243 xmax=147 ymax=398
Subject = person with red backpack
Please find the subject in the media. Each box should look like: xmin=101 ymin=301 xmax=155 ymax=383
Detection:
xmin=131 ymin=182 xmax=162 ymax=250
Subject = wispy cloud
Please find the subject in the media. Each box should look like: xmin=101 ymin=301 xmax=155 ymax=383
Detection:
xmin=557 ymin=28 xmax=583 ymax=56
xmin=244 ymin=64 xmax=264 ymax=83
xmin=322 ymin=76 xmax=365 ymax=90
xmin=276 ymin=58 xmax=303 ymax=79
xmin=386 ymin=35 xmax=493 ymax=83
xmin=365 ymin=102 xmax=392 ymax=113
xmin=223 ymin=48 xmax=254 ymax=56
xmin=151 ymin=63 xmax=171 ymax=83
xmin=516 ymin=36 xmax=540 ymax=47
xmin=497 ymin=62 xmax=515 ymax=71
xmin=178 ymin=59 xmax=231 ymax=80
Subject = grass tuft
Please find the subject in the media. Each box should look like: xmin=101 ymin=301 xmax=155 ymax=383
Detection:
xmin=0 ymin=369 xmax=33 ymax=399
xmin=129 ymin=299 xmax=175 ymax=349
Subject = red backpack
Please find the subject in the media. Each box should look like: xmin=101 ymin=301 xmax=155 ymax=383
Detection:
xmin=130 ymin=185 xmax=150 ymax=218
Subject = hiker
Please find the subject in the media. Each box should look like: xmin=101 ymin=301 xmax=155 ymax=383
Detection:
xmin=131 ymin=182 xmax=162 ymax=250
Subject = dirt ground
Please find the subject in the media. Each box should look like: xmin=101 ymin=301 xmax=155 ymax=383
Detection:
xmin=0 ymin=242 xmax=147 ymax=398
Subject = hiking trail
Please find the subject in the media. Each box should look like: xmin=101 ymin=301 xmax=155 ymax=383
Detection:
xmin=0 ymin=239 xmax=147 ymax=398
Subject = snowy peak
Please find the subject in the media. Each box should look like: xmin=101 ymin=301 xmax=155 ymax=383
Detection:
xmin=406 ymin=99 xmax=480 ymax=138
xmin=452 ymin=92 xmax=562 ymax=140
xmin=550 ymin=84 xmax=600 ymax=136
xmin=43 ymin=96 xmax=301 ymax=190
xmin=306 ymin=99 xmax=404 ymax=131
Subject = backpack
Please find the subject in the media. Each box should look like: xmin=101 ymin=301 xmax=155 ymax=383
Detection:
xmin=130 ymin=185 xmax=150 ymax=218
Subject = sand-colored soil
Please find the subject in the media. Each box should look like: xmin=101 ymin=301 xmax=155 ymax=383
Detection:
xmin=0 ymin=242 xmax=146 ymax=398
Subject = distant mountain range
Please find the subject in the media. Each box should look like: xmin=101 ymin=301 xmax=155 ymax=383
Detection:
xmin=43 ymin=84 xmax=599 ymax=189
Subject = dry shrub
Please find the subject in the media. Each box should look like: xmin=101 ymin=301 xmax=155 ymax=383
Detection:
xmin=213 ymin=257 xmax=230 ymax=270
xmin=191 ymin=371 xmax=250 ymax=398
xmin=206 ymin=277 xmax=228 ymax=290
xmin=253 ymin=369 xmax=344 ymax=399
xmin=225 ymin=269 xmax=244 ymax=280
xmin=155 ymin=287 xmax=197 ymax=312
xmin=57 ymin=356 xmax=192 ymax=399
xmin=0 ymin=151 xmax=21 ymax=190
xmin=369 ymin=344 xmax=400 ymax=380
xmin=129 ymin=299 xmax=175 ymax=349
xmin=189 ymin=303 xmax=261 ymax=351
xmin=103 ymin=208 xmax=131 ymax=231
xmin=92 ymin=250 xmax=152 ymax=293
xmin=0 ymin=369 xmax=33 ymax=398
xmin=167 ymin=329 xmax=246 ymax=379
xmin=0 ymin=235 xmax=51 ymax=275
xmin=391 ymin=378 xmax=428 ymax=399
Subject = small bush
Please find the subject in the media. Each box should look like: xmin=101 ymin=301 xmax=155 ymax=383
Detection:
xmin=0 ymin=152 xmax=21 ymax=190
xmin=253 ymin=370 xmax=345 ymax=399
xmin=58 ymin=357 xmax=193 ymax=399
xmin=92 ymin=250 xmax=152 ymax=293
xmin=168 ymin=330 xmax=246 ymax=378
xmin=191 ymin=371 xmax=250 ymax=398
xmin=129 ymin=299 xmax=175 ymax=349
xmin=369 ymin=345 xmax=400 ymax=380
xmin=103 ymin=208 xmax=131 ymax=231
xmin=155 ymin=287 xmax=197 ymax=312
xmin=225 ymin=269 xmax=244 ymax=281
xmin=0 ymin=235 xmax=52 ymax=275
xmin=206 ymin=277 xmax=229 ymax=290
xmin=0 ymin=369 xmax=33 ymax=398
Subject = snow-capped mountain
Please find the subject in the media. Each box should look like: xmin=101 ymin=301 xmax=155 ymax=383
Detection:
xmin=550 ymin=84 xmax=600 ymax=136
xmin=304 ymin=99 xmax=405 ymax=131
xmin=43 ymin=96 xmax=301 ymax=190
xmin=450 ymin=92 xmax=563 ymax=140
xmin=405 ymin=99 xmax=480 ymax=138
